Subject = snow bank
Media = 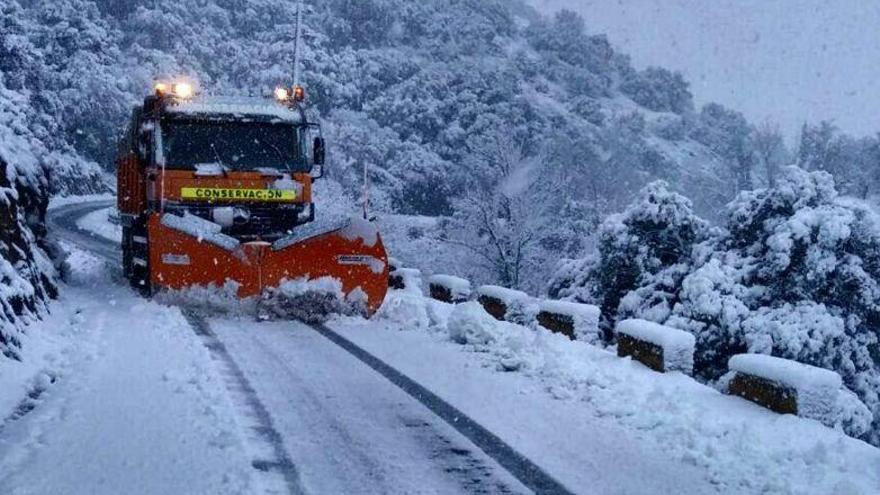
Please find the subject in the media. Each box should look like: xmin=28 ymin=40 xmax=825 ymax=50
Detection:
xmin=373 ymin=287 xmax=454 ymax=334
xmin=428 ymin=274 xmax=471 ymax=302
xmin=376 ymin=291 xmax=431 ymax=330
xmin=48 ymin=194 xmax=115 ymax=210
xmin=338 ymin=300 xmax=880 ymax=493
xmin=161 ymin=212 xmax=240 ymax=251
xmin=537 ymin=300 xmax=600 ymax=342
xmin=728 ymin=353 xmax=843 ymax=423
xmin=447 ymin=301 xmax=547 ymax=372
xmin=0 ymin=89 xmax=59 ymax=360
xmin=616 ymin=319 xmax=695 ymax=374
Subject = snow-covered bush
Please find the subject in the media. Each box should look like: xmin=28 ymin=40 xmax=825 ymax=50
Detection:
xmin=549 ymin=180 xmax=709 ymax=338
xmin=673 ymin=167 xmax=880 ymax=443
xmin=552 ymin=167 xmax=880 ymax=444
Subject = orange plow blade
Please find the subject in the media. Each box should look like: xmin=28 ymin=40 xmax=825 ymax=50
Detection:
xmin=147 ymin=213 xmax=389 ymax=315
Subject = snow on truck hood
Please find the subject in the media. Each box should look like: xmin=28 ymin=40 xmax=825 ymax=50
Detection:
xmin=165 ymin=96 xmax=303 ymax=123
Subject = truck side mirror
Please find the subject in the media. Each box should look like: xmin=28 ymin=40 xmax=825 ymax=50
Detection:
xmin=313 ymin=137 xmax=325 ymax=166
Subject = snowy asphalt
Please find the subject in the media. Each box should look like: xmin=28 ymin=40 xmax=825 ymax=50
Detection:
xmin=46 ymin=201 xmax=551 ymax=494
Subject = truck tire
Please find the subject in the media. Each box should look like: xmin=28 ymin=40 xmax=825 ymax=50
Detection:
xmin=125 ymin=217 xmax=151 ymax=296
xmin=121 ymin=226 xmax=133 ymax=279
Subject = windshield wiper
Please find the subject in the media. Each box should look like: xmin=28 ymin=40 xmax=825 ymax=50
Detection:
xmin=209 ymin=143 xmax=230 ymax=175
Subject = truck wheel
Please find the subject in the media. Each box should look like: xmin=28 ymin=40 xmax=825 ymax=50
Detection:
xmin=128 ymin=218 xmax=152 ymax=296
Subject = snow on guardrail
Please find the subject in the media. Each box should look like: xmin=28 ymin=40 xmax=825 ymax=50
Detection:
xmin=615 ymin=319 xmax=695 ymax=374
xmin=723 ymin=353 xmax=869 ymax=427
xmin=535 ymin=300 xmax=600 ymax=343
xmin=428 ymin=274 xmax=471 ymax=304
xmin=375 ymin=263 xmax=872 ymax=441
xmin=475 ymin=285 xmax=531 ymax=323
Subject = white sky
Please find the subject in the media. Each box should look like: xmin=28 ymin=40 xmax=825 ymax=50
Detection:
xmin=530 ymin=0 xmax=880 ymax=140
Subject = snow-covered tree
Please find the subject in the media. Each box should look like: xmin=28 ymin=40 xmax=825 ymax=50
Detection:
xmin=620 ymin=66 xmax=693 ymax=114
xmin=752 ymin=121 xmax=788 ymax=188
xmin=548 ymin=181 xmax=709 ymax=338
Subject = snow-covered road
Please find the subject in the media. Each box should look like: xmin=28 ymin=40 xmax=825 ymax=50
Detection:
xmin=209 ymin=317 xmax=526 ymax=494
xmin=13 ymin=201 xmax=533 ymax=495
xmin=2 ymin=200 xmax=877 ymax=495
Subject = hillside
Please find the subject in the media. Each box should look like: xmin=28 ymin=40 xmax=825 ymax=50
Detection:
xmin=2 ymin=0 xmax=788 ymax=290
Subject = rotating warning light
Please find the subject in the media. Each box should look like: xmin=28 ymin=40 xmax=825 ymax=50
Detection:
xmin=274 ymin=87 xmax=290 ymax=101
xmin=172 ymin=82 xmax=194 ymax=99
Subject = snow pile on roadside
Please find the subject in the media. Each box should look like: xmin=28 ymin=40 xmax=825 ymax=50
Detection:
xmin=48 ymin=194 xmax=115 ymax=211
xmin=371 ymin=295 xmax=880 ymax=493
xmin=374 ymin=289 xmax=453 ymax=332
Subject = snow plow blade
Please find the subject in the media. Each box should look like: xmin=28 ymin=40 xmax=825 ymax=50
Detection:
xmin=147 ymin=213 xmax=389 ymax=315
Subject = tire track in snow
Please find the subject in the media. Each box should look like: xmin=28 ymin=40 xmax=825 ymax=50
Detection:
xmin=50 ymin=202 xmax=306 ymax=495
xmin=182 ymin=310 xmax=307 ymax=495
xmin=52 ymin=202 xmax=571 ymax=494
xmin=308 ymin=322 xmax=575 ymax=495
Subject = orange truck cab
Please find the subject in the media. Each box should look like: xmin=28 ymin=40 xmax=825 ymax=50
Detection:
xmin=116 ymin=84 xmax=388 ymax=314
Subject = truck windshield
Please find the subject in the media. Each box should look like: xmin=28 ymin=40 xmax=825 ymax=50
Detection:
xmin=160 ymin=119 xmax=306 ymax=171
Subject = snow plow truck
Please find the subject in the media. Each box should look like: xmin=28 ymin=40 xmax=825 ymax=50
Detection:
xmin=116 ymin=82 xmax=388 ymax=315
